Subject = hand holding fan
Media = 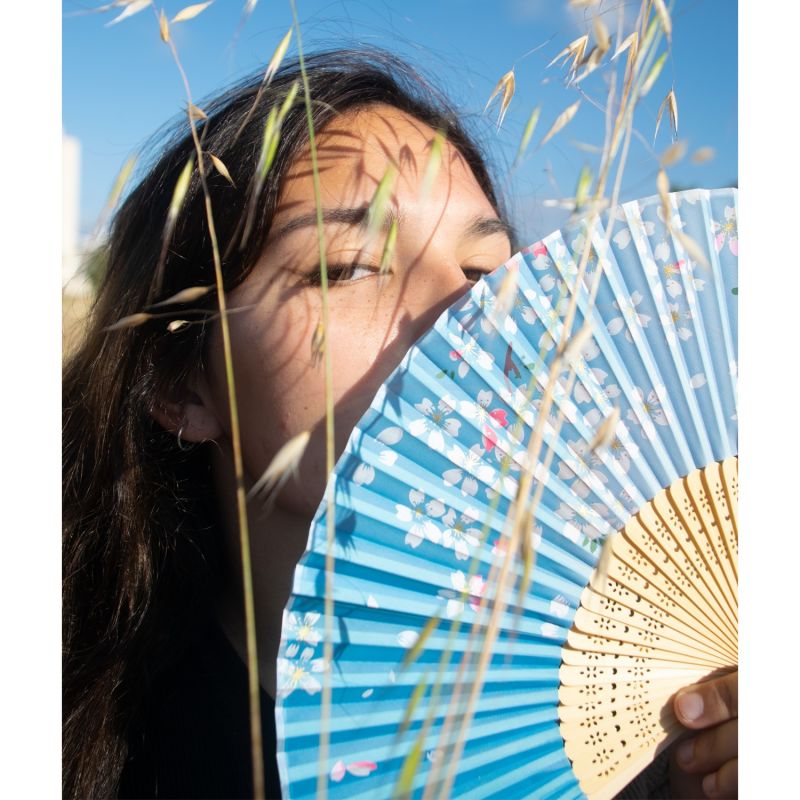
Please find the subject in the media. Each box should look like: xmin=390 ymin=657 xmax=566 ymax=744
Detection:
xmin=275 ymin=187 xmax=738 ymax=799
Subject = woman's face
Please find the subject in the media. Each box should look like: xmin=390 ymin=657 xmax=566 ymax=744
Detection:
xmin=203 ymin=104 xmax=513 ymax=517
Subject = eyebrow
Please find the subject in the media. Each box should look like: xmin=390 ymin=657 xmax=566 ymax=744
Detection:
xmin=268 ymin=207 xmax=514 ymax=246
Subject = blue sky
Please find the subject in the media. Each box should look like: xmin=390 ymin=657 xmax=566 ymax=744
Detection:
xmin=62 ymin=0 xmax=737 ymax=242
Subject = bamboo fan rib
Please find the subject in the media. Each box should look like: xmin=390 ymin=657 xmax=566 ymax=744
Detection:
xmin=276 ymin=188 xmax=738 ymax=799
xmin=559 ymin=459 xmax=738 ymax=800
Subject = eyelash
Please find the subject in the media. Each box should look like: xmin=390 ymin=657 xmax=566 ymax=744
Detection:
xmin=305 ymin=264 xmax=491 ymax=287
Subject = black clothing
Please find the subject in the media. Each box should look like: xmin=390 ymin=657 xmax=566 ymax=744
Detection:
xmin=118 ymin=617 xmax=668 ymax=799
xmin=119 ymin=618 xmax=282 ymax=800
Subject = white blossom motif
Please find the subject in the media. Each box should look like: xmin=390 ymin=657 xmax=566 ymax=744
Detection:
xmin=447 ymin=333 xmax=495 ymax=379
xmin=284 ymin=611 xmax=322 ymax=646
xmin=443 ymin=442 xmax=496 ymax=496
xmin=438 ymin=570 xmax=486 ymax=618
xmin=557 ymin=438 xmax=609 ymax=500
xmin=549 ymin=595 xmax=570 ymax=618
xmin=713 ymin=205 xmax=738 ymax=255
xmin=540 ymin=622 xmax=562 ymax=638
xmin=352 ymin=463 xmax=375 ymax=486
xmin=665 ymin=302 xmax=693 ymax=341
xmin=607 ymin=291 xmax=651 ymax=342
xmin=625 ymin=386 xmax=668 ymax=439
xmin=409 ymin=396 xmax=461 ymax=452
xmin=395 ymin=489 xmax=445 ymax=548
xmin=457 ymin=389 xmax=510 ymax=449
xmin=613 ymin=216 xmax=655 ymax=250
xmin=397 ymin=630 xmax=419 ymax=649
xmin=277 ymin=645 xmax=327 ymax=698
xmin=441 ymin=507 xmax=482 ymax=560
xmin=654 ymin=241 xmax=671 ymax=262
xmin=662 ymin=260 xmax=685 ymax=298
xmin=608 ymin=431 xmax=636 ymax=473
xmin=690 ymin=373 xmax=707 ymax=389
xmin=573 ymin=368 xmax=621 ymax=405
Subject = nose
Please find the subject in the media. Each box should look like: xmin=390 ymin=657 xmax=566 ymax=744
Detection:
xmin=401 ymin=251 xmax=473 ymax=338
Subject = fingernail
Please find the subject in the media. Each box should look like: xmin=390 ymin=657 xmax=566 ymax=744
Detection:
xmin=676 ymin=739 xmax=694 ymax=766
xmin=677 ymin=691 xmax=704 ymax=722
xmin=702 ymin=772 xmax=717 ymax=797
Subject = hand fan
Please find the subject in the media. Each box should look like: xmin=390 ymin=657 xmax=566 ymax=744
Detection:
xmin=275 ymin=187 xmax=738 ymax=799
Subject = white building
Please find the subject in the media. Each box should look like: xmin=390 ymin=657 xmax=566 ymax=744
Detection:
xmin=62 ymin=131 xmax=92 ymax=296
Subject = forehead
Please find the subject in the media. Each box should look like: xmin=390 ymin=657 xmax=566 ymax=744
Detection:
xmin=277 ymin=104 xmax=491 ymax=210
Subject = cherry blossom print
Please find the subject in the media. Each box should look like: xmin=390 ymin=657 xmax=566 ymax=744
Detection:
xmin=665 ymin=302 xmax=693 ymax=341
xmin=330 ymin=760 xmax=379 ymax=782
xmin=443 ymin=442 xmax=496 ymax=497
xmin=439 ymin=570 xmax=486 ymax=617
xmin=662 ymin=260 xmax=685 ymax=298
xmin=395 ymin=489 xmax=445 ymax=548
xmin=549 ymin=595 xmax=570 ymax=618
xmin=606 ymin=291 xmax=651 ymax=342
xmin=409 ymin=395 xmax=462 ymax=452
xmin=440 ymin=507 xmax=482 ymax=560
xmin=284 ymin=611 xmax=322 ymax=647
xmin=352 ymin=463 xmax=375 ymax=486
xmin=277 ymin=646 xmax=327 ymax=698
xmin=713 ymin=205 xmax=738 ymax=255
xmin=613 ymin=216 xmax=655 ymax=250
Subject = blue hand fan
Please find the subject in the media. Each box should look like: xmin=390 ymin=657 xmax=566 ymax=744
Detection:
xmin=275 ymin=188 xmax=738 ymax=799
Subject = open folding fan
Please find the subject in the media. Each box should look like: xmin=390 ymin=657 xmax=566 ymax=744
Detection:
xmin=275 ymin=187 xmax=738 ymax=799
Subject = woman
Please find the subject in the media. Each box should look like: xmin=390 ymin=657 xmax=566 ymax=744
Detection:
xmin=63 ymin=48 xmax=737 ymax=799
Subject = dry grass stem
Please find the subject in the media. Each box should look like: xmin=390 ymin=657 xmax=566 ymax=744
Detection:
xmin=547 ymin=35 xmax=588 ymax=72
xmin=366 ymin=164 xmax=398 ymax=240
xmin=640 ymin=51 xmax=667 ymax=96
xmin=660 ymin=140 xmax=687 ymax=168
xmin=106 ymin=0 xmax=151 ymax=27
xmin=167 ymin=319 xmax=190 ymax=332
xmin=539 ymin=99 xmax=581 ymax=147
xmin=149 ymin=285 xmax=213 ymax=307
xmin=612 ymin=30 xmax=638 ymax=61
xmin=379 ymin=218 xmax=399 ymax=277
xmin=589 ymin=406 xmax=620 ymax=451
xmin=559 ymin=321 xmax=594 ymax=366
xmin=653 ymin=0 xmax=672 ymax=42
xmin=421 ymin=129 xmax=445 ymax=198
xmin=189 ymin=103 xmax=208 ymax=120
xmin=104 ymin=312 xmax=153 ymax=331
xmin=483 ymin=69 xmax=516 ymax=130
xmin=593 ymin=15 xmax=611 ymax=54
xmin=514 ymin=106 xmax=541 ymax=166
xmin=169 ymin=155 xmax=195 ymax=224
xmin=673 ymin=227 xmax=710 ymax=269
xmin=266 ymin=28 xmax=293 ymax=86
xmin=691 ymin=145 xmax=715 ymax=164
xmin=209 ymin=153 xmax=235 ymax=185
xmin=159 ymin=8 xmax=169 ymax=42
xmin=246 ymin=430 xmax=311 ymax=502
xmin=171 ymin=2 xmax=214 ymax=24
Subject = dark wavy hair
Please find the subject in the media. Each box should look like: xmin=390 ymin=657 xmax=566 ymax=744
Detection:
xmin=62 ymin=47 xmax=509 ymax=799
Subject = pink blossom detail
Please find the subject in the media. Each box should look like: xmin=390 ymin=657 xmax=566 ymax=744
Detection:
xmin=532 ymin=242 xmax=548 ymax=258
xmin=346 ymin=761 xmax=378 ymax=778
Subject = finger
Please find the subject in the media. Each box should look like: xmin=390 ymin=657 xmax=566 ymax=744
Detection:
xmin=675 ymin=670 xmax=738 ymax=729
xmin=702 ymin=758 xmax=738 ymax=799
xmin=675 ymin=719 xmax=737 ymax=774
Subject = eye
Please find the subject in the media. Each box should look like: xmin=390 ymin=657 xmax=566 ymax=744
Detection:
xmin=461 ymin=266 xmax=492 ymax=284
xmin=305 ymin=263 xmax=378 ymax=287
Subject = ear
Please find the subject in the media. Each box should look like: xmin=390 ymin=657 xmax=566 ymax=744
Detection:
xmin=150 ymin=372 xmax=224 ymax=444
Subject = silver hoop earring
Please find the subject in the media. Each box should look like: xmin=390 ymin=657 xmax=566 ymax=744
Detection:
xmin=177 ymin=423 xmax=190 ymax=451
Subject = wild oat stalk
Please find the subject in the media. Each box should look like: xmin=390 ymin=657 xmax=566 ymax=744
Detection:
xmin=152 ymin=5 xmax=266 ymax=796
xmin=287 ymin=3 xmax=337 ymax=799
xmin=423 ymin=3 xmax=674 ymax=795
